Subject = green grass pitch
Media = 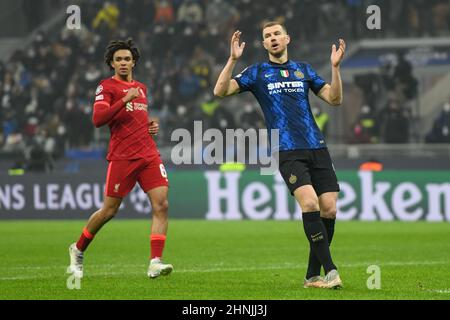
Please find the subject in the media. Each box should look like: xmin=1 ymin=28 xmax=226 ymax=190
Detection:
xmin=0 ymin=220 xmax=449 ymax=300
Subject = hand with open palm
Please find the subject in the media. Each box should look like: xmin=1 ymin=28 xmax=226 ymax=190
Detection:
xmin=331 ymin=39 xmax=346 ymax=67
xmin=230 ymin=31 xmax=246 ymax=61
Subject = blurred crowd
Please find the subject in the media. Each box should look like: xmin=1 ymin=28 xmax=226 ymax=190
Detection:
xmin=350 ymin=49 xmax=450 ymax=144
xmin=350 ymin=50 xmax=419 ymax=144
xmin=1 ymin=0 xmax=450 ymax=170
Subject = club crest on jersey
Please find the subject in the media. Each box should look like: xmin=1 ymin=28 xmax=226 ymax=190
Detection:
xmin=294 ymin=70 xmax=304 ymax=79
xmin=114 ymin=183 xmax=120 ymax=193
xmin=289 ymin=174 xmax=297 ymax=184
xmin=280 ymin=70 xmax=289 ymax=78
xmin=96 ymin=85 xmax=103 ymax=95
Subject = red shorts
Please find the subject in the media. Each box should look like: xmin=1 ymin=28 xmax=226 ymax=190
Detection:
xmin=105 ymin=156 xmax=169 ymax=198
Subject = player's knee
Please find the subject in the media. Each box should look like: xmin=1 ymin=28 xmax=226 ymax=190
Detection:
xmin=322 ymin=208 xmax=337 ymax=219
xmin=152 ymin=199 xmax=169 ymax=214
xmin=322 ymin=206 xmax=337 ymax=219
xmin=301 ymin=199 xmax=320 ymax=213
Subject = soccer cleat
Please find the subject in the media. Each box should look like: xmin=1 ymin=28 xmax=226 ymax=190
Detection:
xmin=322 ymin=269 xmax=343 ymax=289
xmin=68 ymin=243 xmax=84 ymax=278
xmin=303 ymin=276 xmax=326 ymax=288
xmin=147 ymin=258 xmax=173 ymax=279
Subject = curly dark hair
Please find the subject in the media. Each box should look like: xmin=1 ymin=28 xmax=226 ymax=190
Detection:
xmin=104 ymin=38 xmax=140 ymax=70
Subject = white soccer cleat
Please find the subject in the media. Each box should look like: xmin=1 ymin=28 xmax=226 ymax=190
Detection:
xmin=322 ymin=269 xmax=343 ymax=289
xmin=303 ymin=276 xmax=326 ymax=288
xmin=147 ymin=258 xmax=173 ymax=279
xmin=68 ymin=243 xmax=84 ymax=278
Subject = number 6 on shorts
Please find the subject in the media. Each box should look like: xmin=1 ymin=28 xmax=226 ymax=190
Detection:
xmin=159 ymin=164 xmax=168 ymax=178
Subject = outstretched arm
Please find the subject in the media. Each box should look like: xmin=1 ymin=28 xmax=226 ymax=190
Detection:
xmin=213 ymin=30 xmax=246 ymax=97
xmin=318 ymin=39 xmax=346 ymax=106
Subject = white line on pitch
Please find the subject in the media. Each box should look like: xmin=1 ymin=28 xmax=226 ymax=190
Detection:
xmin=0 ymin=260 xmax=448 ymax=281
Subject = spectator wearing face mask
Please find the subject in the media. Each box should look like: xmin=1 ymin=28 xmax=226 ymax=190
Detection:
xmin=351 ymin=105 xmax=378 ymax=143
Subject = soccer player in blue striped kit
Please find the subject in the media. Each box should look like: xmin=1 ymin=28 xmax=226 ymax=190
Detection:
xmin=214 ymin=22 xmax=346 ymax=289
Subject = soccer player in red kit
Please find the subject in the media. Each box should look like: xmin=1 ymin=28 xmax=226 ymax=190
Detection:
xmin=68 ymin=39 xmax=173 ymax=279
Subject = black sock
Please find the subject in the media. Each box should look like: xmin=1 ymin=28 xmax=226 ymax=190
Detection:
xmin=302 ymin=212 xmax=336 ymax=275
xmin=306 ymin=217 xmax=336 ymax=278
xmin=322 ymin=218 xmax=335 ymax=244
xmin=306 ymin=244 xmax=321 ymax=279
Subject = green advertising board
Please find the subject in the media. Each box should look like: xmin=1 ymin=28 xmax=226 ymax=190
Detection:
xmin=1 ymin=170 xmax=449 ymax=221
xmin=166 ymin=170 xmax=450 ymax=221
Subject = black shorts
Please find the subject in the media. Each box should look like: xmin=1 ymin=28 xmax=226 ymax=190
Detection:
xmin=278 ymin=148 xmax=340 ymax=196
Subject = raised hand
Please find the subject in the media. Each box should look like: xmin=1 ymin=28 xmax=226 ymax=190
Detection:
xmin=122 ymin=87 xmax=141 ymax=103
xmin=331 ymin=39 xmax=346 ymax=67
xmin=230 ymin=31 xmax=246 ymax=61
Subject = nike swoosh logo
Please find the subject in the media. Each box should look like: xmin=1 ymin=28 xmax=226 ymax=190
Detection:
xmin=123 ymin=89 xmax=129 ymax=93
xmin=265 ymin=74 xmax=274 ymax=78
xmin=311 ymin=232 xmax=323 ymax=238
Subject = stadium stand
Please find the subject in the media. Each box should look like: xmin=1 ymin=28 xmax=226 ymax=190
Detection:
xmin=1 ymin=0 xmax=450 ymax=171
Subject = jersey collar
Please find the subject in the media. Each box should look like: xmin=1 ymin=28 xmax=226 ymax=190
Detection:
xmin=268 ymin=59 xmax=291 ymax=66
xmin=112 ymin=76 xmax=136 ymax=86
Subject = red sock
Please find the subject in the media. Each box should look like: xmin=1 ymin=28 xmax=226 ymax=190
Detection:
xmin=150 ymin=234 xmax=166 ymax=259
xmin=76 ymin=227 xmax=95 ymax=252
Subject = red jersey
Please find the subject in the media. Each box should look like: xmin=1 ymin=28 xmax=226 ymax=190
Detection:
xmin=93 ymin=76 xmax=159 ymax=161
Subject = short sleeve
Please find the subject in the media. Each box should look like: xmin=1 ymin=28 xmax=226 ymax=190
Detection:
xmin=306 ymin=63 xmax=326 ymax=95
xmin=234 ymin=64 xmax=258 ymax=93
xmin=93 ymin=82 xmax=113 ymax=106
